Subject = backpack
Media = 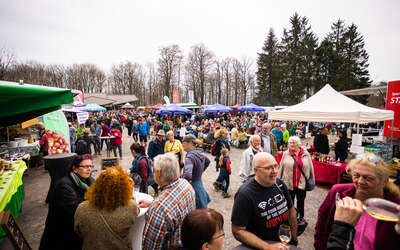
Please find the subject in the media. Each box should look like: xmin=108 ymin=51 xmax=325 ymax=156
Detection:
xmin=75 ymin=138 xmax=89 ymax=155
xmin=130 ymin=156 xmax=155 ymax=185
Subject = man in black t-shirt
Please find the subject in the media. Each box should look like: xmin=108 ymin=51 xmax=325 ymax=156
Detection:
xmin=231 ymin=152 xmax=298 ymax=250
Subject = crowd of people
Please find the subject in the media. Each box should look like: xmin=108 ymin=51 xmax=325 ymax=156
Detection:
xmin=37 ymin=109 xmax=400 ymax=250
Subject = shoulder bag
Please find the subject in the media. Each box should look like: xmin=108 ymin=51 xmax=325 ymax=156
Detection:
xmin=98 ymin=212 xmax=131 ymax=250
xmin=291 ymin=154 xmax=315 ymax=191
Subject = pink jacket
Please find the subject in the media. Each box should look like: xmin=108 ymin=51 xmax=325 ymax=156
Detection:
xmin=314 ymin=183 xmax=400 ymax=250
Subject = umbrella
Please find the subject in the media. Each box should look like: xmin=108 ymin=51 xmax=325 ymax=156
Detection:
xmin=122 ymin=102 xmax=134 ymax=109
xmin=152 ymin=103 xmax=163 ymax=109
xmin=85 ymin=103 xmax=107 ymax=112
xmin=201 ymin=104 xmax=232 ymax=113
xmin=155 ymin=104 xmax=192 ymax=115
xmin=237 ymin=103 xmax=265 ymax=112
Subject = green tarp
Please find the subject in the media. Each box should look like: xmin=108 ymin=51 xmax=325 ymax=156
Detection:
xmin=0 ymin=80 xmax=73 ymax=127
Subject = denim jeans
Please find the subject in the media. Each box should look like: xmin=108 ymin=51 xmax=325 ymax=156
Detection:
xmin=112 ymin=144 xmax=122 ymax=158
xmin=216 ymin=168 xmax=230 ymax=193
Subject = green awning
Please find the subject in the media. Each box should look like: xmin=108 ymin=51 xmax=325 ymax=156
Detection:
xmin=0 ymin=81 xmax=73 ymax=126
xmin=178 ymin=103 xmax=200 ymax=109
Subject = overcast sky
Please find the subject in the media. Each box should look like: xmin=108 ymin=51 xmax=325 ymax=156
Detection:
xmin=1 ymin=0 xmax=399 ymax=83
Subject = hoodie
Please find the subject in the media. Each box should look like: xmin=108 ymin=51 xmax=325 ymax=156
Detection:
xmin=182 ymin=147 xmax=210 ymax=182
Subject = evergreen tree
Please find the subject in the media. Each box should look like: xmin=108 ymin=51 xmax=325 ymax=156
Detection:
xmin=317 ymin=20 xmax=371 ymax=103
xmin=255 ymin=28 xmax=282 ymax=105
xmin=280 ymin=13 xmax=317 ymax=104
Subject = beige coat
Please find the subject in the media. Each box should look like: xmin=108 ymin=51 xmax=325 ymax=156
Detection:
xmin=278 ymin=149 xmax=315 ymax=191
xmin=74 ymin=200 xmax=139 ymax=250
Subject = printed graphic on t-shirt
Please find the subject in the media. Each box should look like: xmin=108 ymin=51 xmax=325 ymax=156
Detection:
xmin=258 ymin=192 xmax=289 ymax=229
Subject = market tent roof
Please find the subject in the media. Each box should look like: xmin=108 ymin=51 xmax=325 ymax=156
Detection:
xmin=155 ymin=104 xmax=193 ymax=115
xmin=238 ymin=103 xmax=265 ymax=112
xmin=340 ymin=85 xmax=387 ymax=96
xmin=152 ymin=103 xmax=163 ymax=109
xmin=268 ymin=84 xmax=394 ymax=123
xmin=121 ymin=102 xmax=134 ymax=109
xmin=201 ymin=104 xmax=233 ymax=113
xmin=86 ymin=103 xmax=106 ymax=111
xmin=0 ymin=80 xmax=73 ymax=126
xmin=84 ymin=93 xmax=138 ymax=106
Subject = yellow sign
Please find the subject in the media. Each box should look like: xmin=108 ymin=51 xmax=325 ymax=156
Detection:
xmin=21 ymin=118 xmax=38 ymax=129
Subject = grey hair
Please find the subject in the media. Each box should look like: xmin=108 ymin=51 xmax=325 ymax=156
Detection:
xmin=249 ymin=135 xmax=261 ymax=144
xmin=288 ymin=136 xmax=301 ymax=146
xmin=153 ymin=153 xmax=180 ymax=183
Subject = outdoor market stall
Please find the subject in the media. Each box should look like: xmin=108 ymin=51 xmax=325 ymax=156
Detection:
xmin=201 ymin=103 xmax=233 ymax=113
xmin=269 ymin=84 xmax=394 ymax=184
xmin=0 ymin=80 xmax=73 ymax=241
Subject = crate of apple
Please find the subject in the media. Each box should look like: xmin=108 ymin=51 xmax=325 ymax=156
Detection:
xmin=46 ymin=130 xmax=70 ymax=155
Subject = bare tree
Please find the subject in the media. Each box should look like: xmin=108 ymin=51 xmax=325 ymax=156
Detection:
xmin=221 ymin=58 xmax=232 ymax=105
xmin=186 ymin=44 xmax=214 ymax=105
xmin=239 ymin=57 xmax=254 ymax=104
xmin=157 ymin=45 xmax=183 ymax=99
xmin=0 ymin=48 xmax=16 ymax=80
xmin=65 ymin=63 xmax=106 ymax=93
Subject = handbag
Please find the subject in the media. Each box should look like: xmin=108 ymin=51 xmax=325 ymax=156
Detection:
xmin=98 ymin=212 xmax=131 ymax=250
xmin=291 ymin=155 xmax=315 ymax=191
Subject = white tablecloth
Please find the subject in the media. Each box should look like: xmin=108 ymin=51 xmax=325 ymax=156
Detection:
xmin=130 ymin=192 xmax=154 ymax=250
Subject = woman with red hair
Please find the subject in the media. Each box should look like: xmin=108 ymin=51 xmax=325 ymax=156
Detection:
xmin=74 ymin=166 xmax=139 ymax=250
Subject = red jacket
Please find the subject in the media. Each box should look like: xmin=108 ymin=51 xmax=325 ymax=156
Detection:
xmin=109 ymin=129 xmax=122 ymax=145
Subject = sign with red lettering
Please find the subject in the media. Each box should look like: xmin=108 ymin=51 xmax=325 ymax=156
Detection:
xmin=172 ymin=90 xmax=179 ymax=104
xmin=384 ymin=81 xmax=400 ymax=138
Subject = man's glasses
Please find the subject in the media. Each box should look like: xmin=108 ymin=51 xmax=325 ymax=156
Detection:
xmin=256 ymin=164 xmax=279 ymax=171
xmin=79 ymin=165 xmax=94 ymax=169
xmin=356 ymin=154 xmax=380 ymax=163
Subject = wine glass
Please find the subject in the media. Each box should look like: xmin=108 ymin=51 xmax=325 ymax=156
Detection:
xmin=363 ymin=198 xmax=400 ymax=222
xmin=279 ymin=224 xmax=291 ymax=245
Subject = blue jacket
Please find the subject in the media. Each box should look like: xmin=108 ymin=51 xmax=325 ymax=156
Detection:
xmin=271 ymin=128 xmax=283 ymax=143
xmin=148 ymin=138 xmax=166 ymax=160
xmin=136 ymin=122 xmax=150 ymax=136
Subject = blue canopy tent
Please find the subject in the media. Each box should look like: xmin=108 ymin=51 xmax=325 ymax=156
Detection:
xmin=155 ymin=104 xmax=193 ymax=115
xmin=85 ymin=103 xmax=107 ymax=112
xmin=237 ymin=103 xmax=265 ymax=112
xmin=201 ymin=104 xmax=233 ymax=113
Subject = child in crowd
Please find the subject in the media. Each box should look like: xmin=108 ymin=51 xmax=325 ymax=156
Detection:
xmin=218 ymin=148 xmax=231 ymax=198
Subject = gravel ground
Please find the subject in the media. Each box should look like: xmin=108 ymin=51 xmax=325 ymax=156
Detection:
xmin=0 ymin=129 xmax=333 ymax=250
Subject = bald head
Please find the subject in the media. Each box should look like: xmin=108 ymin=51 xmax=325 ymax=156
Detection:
xmin=38 ymin=122 xmax=45 ymax=130
xmin=253 ymin=152 xmax=275 ymax=168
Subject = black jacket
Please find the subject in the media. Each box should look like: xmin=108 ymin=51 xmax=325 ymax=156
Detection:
xmin=335 ymin=137 xmax=348 ymax=162
xmin=327 ymin=221 xmax=355 ymax=250
xmin=39 ymin=174 xmax=86 ymax=250
xmin=214 ymin=137 xmax=230 ymax=161
xmin=314 ymin=133 xmax=330 ymax=154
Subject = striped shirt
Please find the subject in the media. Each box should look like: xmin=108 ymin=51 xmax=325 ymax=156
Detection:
xmin=142 ymin=178 xmax=196 ymax=250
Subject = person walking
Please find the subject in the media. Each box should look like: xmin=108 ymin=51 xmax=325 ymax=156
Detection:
xmin=217 ymin=148 xmax=231 ymax=198
xmin=182 ymin=134 xmax=211 ymax=209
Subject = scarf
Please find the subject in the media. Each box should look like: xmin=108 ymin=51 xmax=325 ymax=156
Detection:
xmin=70 ymin=172 xmax=95 ymax=191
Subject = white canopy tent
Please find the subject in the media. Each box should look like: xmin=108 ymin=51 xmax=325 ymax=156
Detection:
xmin=268 ymin=84 xmax=394 ymax=123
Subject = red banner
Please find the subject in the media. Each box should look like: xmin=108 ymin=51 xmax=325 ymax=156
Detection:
xmin=384 ymin=81 xmax=400 ymax=138
xmin=172 ymin=90 xmax=178 ymax=104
